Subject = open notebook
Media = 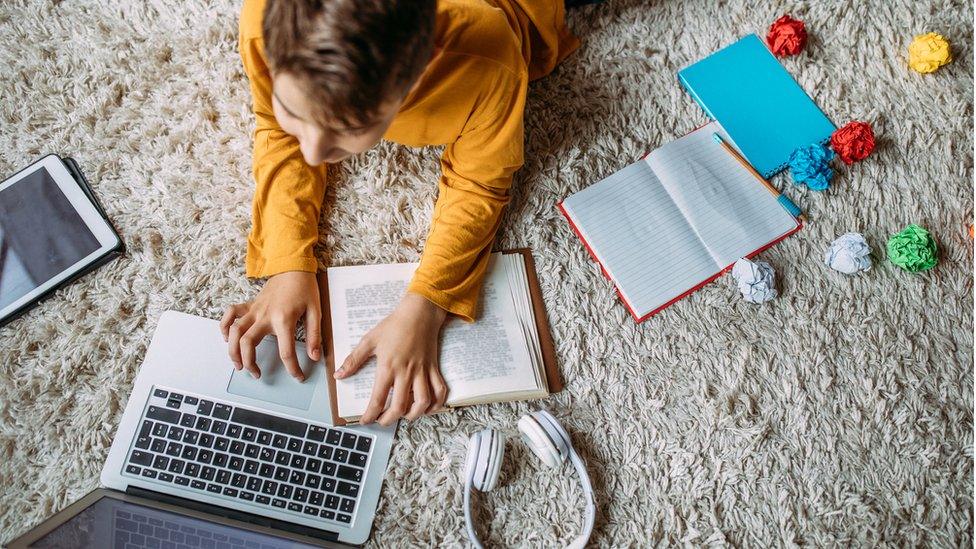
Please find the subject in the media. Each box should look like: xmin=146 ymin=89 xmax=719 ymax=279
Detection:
xmin=320 ymin=250 xmax=560 ymax=424
xmin=559 ymin=122 xmax=801 ymax=322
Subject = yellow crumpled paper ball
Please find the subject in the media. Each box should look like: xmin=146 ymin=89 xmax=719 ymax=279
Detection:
xmin=908 ymin=32 xmax=952 ymax=73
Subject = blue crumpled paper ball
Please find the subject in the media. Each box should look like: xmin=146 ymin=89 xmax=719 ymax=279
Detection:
xmin=789 ymin=143 xmax=835 ymax=191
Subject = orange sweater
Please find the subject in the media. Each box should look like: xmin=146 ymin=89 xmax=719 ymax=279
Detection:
xmin=238 ymin=0 xmax=578 ymax=320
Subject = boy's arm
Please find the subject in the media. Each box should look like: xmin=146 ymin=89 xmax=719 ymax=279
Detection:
xmin=336 ymin=66 xmax=529 ymax=425
xmin=407 ymin=66 xmax=529 ymax=321
xmin=224 ymin=36 xmax=326 ymax=381
xmin=240 ymin=36 xmax=327 ymax=277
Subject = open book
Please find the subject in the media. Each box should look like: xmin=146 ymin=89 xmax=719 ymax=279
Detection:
xmin=559 ymin=121 xmax=801 ymax=322
xmin=320 ymin=249 xmax=560 ymax=424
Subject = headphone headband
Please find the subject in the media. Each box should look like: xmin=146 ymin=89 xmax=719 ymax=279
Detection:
xmin=463 ymin=410 xmax=595 ymax=548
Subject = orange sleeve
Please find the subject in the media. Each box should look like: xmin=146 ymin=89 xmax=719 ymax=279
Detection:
xmin=407 ymin=64 xmax=528 ymax=321
xmin=239 ymin=36 xmax=326 ymax=278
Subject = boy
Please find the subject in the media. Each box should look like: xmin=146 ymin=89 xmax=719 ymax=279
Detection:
xmin=220 ymin=0 xmax=578 ymax=426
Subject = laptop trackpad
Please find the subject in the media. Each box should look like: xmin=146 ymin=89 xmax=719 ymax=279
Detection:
xmin=225 ymin=340 xmax=320 ymax=411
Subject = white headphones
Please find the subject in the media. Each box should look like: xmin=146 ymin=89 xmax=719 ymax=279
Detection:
xmin=463 ymin=409 xmax=595 ymax=548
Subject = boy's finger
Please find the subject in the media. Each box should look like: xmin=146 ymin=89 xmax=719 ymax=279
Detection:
xmin=219 ymin=308 xmax=235 ymax=340
xmin=428 ymin=366 xmax=449 ymax=413
xmin=227 ymin=316 xmax=254 ymax=370
xmin=336 ymin=338 xmax=374 ymax=379
xmin=377 ymin=375 xmax=411 ymax=427
xmin=240 ymin=323 xmax=269 ymax=379
xmin=219 ymin=304 xmax=247 ymax=340
xmin=304 ymin=304 xmax=322 ymax=362
xmin=360 ymin=367 xmax=394 ymax=425
xmin=272 ymin=318 xmax=305 ymax=382
xmin=405 ymin=374 xmax=431 ymax=421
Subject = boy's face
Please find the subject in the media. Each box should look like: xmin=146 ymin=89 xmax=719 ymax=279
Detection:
xmin=271 ymin=72 xmax=401 ymax=166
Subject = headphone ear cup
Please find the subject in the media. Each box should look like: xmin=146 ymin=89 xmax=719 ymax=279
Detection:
xmin=482 ymin=431 xmax=505 ymax=491
xmin=517 ymin=414 xmax=562 ymax=468
xmin=470 ymin=429 xmax=505 ymax=492
xmin=530 ymin=410 xmax=572 ymax=458
xmin=464 ymin=432 xmax=482 ymax=487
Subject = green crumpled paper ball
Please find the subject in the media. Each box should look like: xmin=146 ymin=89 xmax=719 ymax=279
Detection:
xmin=887 ymin=224 xmax=938 ymax=272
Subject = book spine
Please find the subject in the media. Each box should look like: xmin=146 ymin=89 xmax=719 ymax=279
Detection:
xmin=677 ymin=71 xmax=715 ymax=120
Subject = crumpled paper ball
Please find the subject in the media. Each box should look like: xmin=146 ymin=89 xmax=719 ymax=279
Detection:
xmin=731 ymin=258 xmax=777 ymax=303
xmin=887 ymin=224 xmax=938 ymax=272
xmin=824 ymin=233 xmax=872 ymax=274
xmin=830 ymin=121 xmax=875 ymax=164
xmin=766 ymin=15 xmax=807 ymax=57
xmin=789 ymin=143 xmax=835 ymax=191
xmin=908 ymin=32 xmax=952 ymax=74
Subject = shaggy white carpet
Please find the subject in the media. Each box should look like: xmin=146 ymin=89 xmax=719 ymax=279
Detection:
xmin=0 ymin=0 xmax=973 ymax=546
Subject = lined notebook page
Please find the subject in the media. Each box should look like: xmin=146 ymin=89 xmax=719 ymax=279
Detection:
xmin=561 ymin=160 xmax=717 ymax=317
xmin=647 ymin=122 xmax=799 ymax=267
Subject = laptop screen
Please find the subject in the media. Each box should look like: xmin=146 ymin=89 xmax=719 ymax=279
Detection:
xmin=31 ymin=495 xmax=322 ymax=548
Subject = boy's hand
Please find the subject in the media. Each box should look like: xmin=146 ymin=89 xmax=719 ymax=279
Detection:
xmin=335 ymin=292 xmax=449 ymax=426
xmin=220 ymin=271 xmax=322 ymax=381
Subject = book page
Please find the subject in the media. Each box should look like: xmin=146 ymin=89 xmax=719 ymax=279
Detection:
xmin=327 ymin=254 xmax=537 ymax=419
xmin=503 ymin=253 xmax=545 ymax=391
xmin=647 ymin=122 xmax=798 ymax=267
xmin=561 ymin=159 xmax=718 ymax=317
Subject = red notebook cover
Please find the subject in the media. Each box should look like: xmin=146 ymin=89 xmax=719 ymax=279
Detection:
xmin=558 ymin=184 xmax=802 ymax=323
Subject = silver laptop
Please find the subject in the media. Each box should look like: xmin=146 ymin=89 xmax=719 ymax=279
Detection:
xmin=10 ymin=310 xmax=395 ymax=548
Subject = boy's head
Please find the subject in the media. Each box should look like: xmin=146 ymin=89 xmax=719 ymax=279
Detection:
xmin=262 ymin=0 xmax=436 ymax=165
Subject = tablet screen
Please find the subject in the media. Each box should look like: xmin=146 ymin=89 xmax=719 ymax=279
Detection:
xmin=0 ymin=167 xmax=100 ymax=311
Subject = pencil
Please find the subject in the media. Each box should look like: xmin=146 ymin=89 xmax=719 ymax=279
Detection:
xmin=712 ymin=132 xmax=805 ymax=221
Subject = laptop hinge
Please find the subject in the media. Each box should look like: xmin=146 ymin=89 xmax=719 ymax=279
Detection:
xmin=125 ymin=485 xmax=340 ymax=543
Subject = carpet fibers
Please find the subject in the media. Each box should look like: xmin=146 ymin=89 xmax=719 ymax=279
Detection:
xmin=0 ymin=0 xmax=973 ymax=546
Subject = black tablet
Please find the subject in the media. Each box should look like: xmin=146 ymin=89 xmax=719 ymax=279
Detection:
xmin=0 ymin=154 xmax=123 ymax=327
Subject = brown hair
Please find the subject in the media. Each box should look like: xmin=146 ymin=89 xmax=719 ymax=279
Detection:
xmin=262 ymin=0 xmax=436 ymax=130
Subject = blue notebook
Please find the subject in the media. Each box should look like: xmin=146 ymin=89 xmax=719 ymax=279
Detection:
xmin=678 ymin=34 xmax=835 ymax=178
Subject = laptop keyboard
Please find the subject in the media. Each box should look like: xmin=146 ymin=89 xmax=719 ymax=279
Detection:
xmin=123 ymin=387 xmax=372 ymax=526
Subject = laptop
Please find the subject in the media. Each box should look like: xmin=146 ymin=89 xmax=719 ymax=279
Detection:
xmin=8 ymin=310 xmax=396 ymax=548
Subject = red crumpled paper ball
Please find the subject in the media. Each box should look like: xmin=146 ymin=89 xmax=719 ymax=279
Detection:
xmin=766 ymin=15 xmax=807 ymax=56
xmin=830 ymin=121 xmax=876 ymax=164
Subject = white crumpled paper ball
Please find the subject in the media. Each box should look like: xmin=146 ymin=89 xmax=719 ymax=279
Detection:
xmin=823 ymin=232 xmax=872 ymax=274
xmin=731 ymin=257 xmax=778 ymax=303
